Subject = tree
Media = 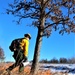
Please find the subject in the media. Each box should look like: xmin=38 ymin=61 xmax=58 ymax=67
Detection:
xmin=0 ymin=47 xmax=5 ymax=62
xmin=39 ymin=59 xmax=48 ymax=63
xmin=59 ymin=58 xmax=68 ymax=63
xmin=6 ymin=0 xmax=75 ymax=75
xmin=68 ymin=57 xmax=75 ymax=64
xmin=50 ymin=58 xmax=59 ymax=63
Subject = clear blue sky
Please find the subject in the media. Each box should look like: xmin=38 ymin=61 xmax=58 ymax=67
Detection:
xmin=0 ymin=0 xmax=75 ymax=62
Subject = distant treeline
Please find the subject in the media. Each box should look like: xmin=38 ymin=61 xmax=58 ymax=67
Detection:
xmin=39 ymin=57 xmax=75 ymax=64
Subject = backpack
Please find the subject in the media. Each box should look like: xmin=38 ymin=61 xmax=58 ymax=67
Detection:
xmin=9 ymin=38 xmax=24 ymax=52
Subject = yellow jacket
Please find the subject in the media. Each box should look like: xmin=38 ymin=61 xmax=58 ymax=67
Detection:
xmin=20 ymin=38 xmax=29 ymax=57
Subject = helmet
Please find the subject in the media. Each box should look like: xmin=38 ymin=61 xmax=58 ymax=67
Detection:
xmin=24 ymin=33 xmax=31 ymax=39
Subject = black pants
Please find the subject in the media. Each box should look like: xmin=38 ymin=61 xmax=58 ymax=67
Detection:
xmin=6 ymin=49 xmax=27 ymax=72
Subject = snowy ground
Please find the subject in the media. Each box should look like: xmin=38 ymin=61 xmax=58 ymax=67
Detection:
xmin=40 ymin=64 xmax=75 ymax=75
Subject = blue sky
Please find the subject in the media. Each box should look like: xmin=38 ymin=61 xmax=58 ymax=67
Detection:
xmin=0 ymin=0 xmax=75 ymax=62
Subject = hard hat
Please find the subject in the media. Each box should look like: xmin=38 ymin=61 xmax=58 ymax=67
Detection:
xmin=24 ymin=33 xmax=31 ymax=39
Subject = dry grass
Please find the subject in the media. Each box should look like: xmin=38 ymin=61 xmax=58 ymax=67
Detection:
xmin=0 ymin=63 xmax=68 ymax=75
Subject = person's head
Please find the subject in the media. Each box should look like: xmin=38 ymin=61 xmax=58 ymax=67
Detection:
xmin=24 ymin=33 xmax=31 ymax=40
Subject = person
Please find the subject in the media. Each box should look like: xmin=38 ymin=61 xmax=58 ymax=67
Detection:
xmin=3 ymin=33 xmax=31 ymax=74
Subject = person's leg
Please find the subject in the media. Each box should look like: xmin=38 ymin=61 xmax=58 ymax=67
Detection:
xmin=19 ymin=63 xmax=24 ymax=72
xmin=1 ymin=62 xmax=19 ymax=75
xmin=6 ymin=50 xmax=20 ymax=72
xmin=6 ymin=62 xmax=18 ymax=72
xmin=7 ymin=48 xmax=24 ymax=73
xmin=14 ymin=49 xmax=24 ymax=72
xmin=19 ymin=56 xmax=28 ymax=72
xmin=1 ymin=51 xmax=20 ymax=75
xmin=18 ymin=57 xmax=24 ymax=72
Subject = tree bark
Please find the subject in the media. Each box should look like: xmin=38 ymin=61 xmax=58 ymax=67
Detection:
xmin=30 ymin=28 xmax=43 ymax=75
xmin=30 ymin=2 xmax=45 ymax=74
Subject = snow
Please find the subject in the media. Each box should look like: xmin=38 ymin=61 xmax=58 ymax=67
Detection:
xmin=40 ymin=64 xmax=75 ymax=75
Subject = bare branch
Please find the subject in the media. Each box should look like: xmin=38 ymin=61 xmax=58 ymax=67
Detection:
xmin=45 ymin=18 xmax=69 ymax=30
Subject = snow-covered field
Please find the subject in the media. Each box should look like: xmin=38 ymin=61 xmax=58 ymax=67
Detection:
xmin=40 ymin=64 xmax=75 ymax=75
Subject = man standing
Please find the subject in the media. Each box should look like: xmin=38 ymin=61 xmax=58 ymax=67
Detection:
xmin=2 ymin=33 xmax=31 ymax=74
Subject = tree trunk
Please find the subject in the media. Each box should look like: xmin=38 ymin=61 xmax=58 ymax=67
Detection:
xmin=30 ymin=28 xmax=43 ymax=75
xmin=30 ymin=2 xmax=45 ymax=74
